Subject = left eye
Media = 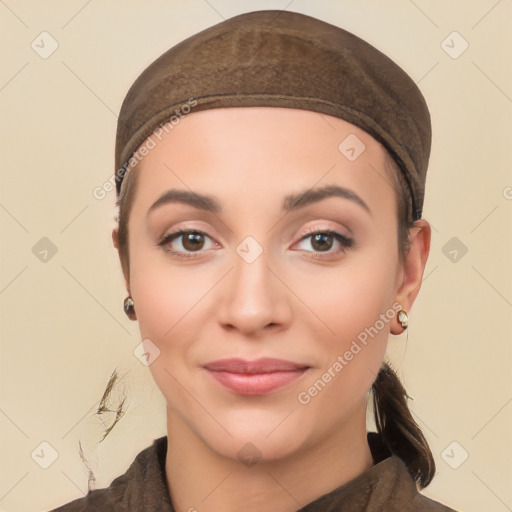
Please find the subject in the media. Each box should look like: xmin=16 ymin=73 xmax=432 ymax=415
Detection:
xmin=295 ymin=230 xmax=353 ymax=254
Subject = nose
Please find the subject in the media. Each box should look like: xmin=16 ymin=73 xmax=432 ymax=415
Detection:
xmin=217 ymin=249 xmax=293 ymax=338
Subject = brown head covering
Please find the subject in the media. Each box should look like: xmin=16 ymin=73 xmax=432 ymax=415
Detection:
xmin=114 ymin=9 xmax=431 ymax=221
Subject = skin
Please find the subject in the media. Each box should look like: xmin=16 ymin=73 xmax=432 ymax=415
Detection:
xmin=112 ymin=107 xmax=430 ymax=512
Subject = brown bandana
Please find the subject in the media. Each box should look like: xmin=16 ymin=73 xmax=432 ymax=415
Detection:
xmin=114 ymin=9 xmax=431 ymax=221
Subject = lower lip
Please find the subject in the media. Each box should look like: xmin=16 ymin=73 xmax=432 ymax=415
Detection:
xmin=205 ymin=368 xmax=309 ymax=395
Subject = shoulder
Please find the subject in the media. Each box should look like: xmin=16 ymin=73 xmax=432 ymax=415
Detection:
xmin=365 ymin=433 xmax=460 ymax=511
xmin=47 ymin=436 xmax=174 ymax=512
xmin=49 ymin=486 xmax=118 ymax=512
xmin=400 ymin=492 xmax=460 ymax=512
xmin=383 ymin=456 xmax=460 ymax=512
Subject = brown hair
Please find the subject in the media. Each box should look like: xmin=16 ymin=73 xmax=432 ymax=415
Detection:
xmin=111 ymin=148 xmax=435 ymax=489
xmin=372 ymin=155 xmax=436 ymax=488
xmin=116 ymin=159 xmax=139 ymax=283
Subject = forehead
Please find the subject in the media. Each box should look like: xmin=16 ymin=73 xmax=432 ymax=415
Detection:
xmin=131 ymin=107 xmax=394 ymax=215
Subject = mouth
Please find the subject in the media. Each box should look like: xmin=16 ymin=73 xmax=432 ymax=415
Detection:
xmin=203 ymin=357 xmax=311 ymax=396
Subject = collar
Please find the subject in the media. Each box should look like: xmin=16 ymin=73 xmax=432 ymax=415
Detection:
xmin=143 ymin=432 xmax=422 ymax=511
xmin=54 ymin=432 xmax=454 ymax=511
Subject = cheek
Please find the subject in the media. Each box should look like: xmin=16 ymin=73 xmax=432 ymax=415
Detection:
xmin=300 ymin=248 xmax=397 ymax=348
xmin=129 ymin=255 xmax=211 ymax=405
xmin=292 ymin=246 xmax=398 ymax=412
xmin=130 ymin=256 xmax=209 ymax=342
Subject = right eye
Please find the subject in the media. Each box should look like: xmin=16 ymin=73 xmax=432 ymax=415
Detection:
xmin=158 ymin=229 xmax=221 ymax=258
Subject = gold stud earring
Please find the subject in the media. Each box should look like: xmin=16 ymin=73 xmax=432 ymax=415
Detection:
xmin=123 ymin=296 xmax=136 ymax=321
xmin=397 ymin=309 xmax=408 ymax=330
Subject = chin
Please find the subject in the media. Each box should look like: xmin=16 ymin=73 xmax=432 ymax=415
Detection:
xmin=195 ymin=409 xmax=314 ymax=463
xmin=206 ymin=429 xmax=306 ymax=464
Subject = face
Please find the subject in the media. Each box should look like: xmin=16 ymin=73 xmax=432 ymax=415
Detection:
xmin=124 ymin=107 xmax=404 ymax=462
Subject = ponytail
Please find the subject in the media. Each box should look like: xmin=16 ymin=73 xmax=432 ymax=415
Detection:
xmin=371 ymin=362 xmax=435 ymax=488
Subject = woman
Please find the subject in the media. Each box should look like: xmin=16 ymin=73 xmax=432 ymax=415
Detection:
xmin=51 ymin=9 xmax=458 ymax=512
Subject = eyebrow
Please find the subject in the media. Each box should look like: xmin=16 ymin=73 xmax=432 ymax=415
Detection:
xmin=147 ymin=184 xmax=371 ymax=217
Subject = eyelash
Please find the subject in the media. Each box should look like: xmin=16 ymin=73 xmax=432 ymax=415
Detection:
xmin=157 ymin=227 xmax=354 ymax=259
xmin=298 ymin=227 xmax=354 ymax=259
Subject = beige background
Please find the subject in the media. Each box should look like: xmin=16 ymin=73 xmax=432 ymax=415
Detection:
xmin=1 ymin=1 xmax=511 ymax=511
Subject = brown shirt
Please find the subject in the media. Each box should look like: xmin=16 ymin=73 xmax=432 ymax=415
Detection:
xmin=49 ymin=433 xmax=459 ymax=512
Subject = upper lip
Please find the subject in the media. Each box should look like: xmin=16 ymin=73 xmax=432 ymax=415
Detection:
xmin=203 ymin=357 xmax=309 ymax=374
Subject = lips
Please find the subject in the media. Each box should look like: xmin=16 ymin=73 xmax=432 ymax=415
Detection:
xmin=203 ymin=358 xmax=310 ymax=395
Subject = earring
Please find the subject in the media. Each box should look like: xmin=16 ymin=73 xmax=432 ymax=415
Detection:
xmin=397 ymin=309 xmax=408 ymax=331
xmin=123 ymin=296 xmax=136 ymax=321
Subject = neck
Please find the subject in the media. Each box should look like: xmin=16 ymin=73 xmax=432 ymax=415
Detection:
xmin=164 ymin=404 xmax=375 ymax=512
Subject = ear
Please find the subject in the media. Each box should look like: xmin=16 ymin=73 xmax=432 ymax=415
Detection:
xmin=391 ymin=219 xmax=431 ymax=335
xmin=112 ymin=227 xmax=130 ymax=292
xmin=112 ymin=226 xmax=120 ymax=249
